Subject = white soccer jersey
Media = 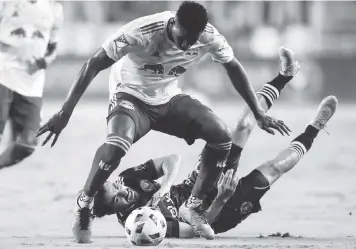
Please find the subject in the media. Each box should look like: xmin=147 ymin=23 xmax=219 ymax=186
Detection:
xmin=102 ymin=11 xmax=234 ymax=106
xmin=0 ymin=0 xmax=63 ymax=97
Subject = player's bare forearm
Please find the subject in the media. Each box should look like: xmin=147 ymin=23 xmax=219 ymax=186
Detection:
xmin=62 ymin=48 xmax=115 ymax=114
xmin=159 ymin=155 xmax=181 ymax=193
xmin=206 ymin=197 xmax=227 ymax=224
xmin=223 ymin=58 xmax=263 ymax=117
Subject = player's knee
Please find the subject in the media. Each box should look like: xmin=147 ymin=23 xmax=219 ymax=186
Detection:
xmin=207 ymin=119 xmax=232 ymax=144
xmin=235 ymin=112 xmax=255 ymax=134
xmin=99 ymin=133 xmax=132 ymax=167
xmin=260 ymin=160 xmax=283 ymax=179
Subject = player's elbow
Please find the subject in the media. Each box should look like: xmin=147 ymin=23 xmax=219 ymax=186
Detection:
xmin=163 ymin=154 xmax=182 ymax=171
xmin=87 ymin=48 xmax=115 ymax=72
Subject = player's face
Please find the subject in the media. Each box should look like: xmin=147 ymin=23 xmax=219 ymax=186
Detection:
xmin=102 ymin=182 xmax=140 ymax=212
xmin=172 ymin=19 xmax=202 ymax=51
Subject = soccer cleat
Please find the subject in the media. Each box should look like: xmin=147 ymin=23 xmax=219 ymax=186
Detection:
xmin=278 ymin=46 xmax=300 ymax=77
xmin=179 ymin=202 xmax=215 ymax=240
xmin=308 ymin=95 xmax=338 ymax=130
xmin=72 ymin=191 xmax=95 ymax=243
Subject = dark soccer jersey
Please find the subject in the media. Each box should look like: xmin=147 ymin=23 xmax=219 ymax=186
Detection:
xmin=115 ymin=160 xmax=180 ymax=226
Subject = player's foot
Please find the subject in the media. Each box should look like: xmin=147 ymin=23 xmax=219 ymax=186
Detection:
xmin=279 ymin=46 xmax=300 ymax=77
xmin=72 ymin=191 xmax=95 ymax=243
xmin=308 ymin=95 xmax=338 ymax=130
xmin=179 ymin=202 xmax=215 ymax=240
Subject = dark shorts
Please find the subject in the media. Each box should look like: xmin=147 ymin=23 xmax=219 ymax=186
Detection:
xmin=0 ymin=84 xmax=42 ymax=137
xmin=107 ymin=92 xmax=214 ymax=143
xmin=210 ymin=169 xmax=270 ymax=234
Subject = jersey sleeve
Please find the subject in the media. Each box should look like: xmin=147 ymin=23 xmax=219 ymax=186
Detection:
xmin=49 ymin=2 xmax=64 ymax=44
xmin=119 ymin=160 xmax=159 ymax=182
xmin=101 ymin=21 xmax=145 ymax=62
xmin=208 ymin=26 xmax=234 ymax=64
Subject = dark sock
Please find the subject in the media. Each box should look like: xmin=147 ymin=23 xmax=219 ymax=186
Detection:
xmin=84 ymin=143 xmax=125 ymax=196
xmin=305 ymin=125 xmax=319 ymax=139
xmin=224 ymin=143 xmax=243 ymax=172
xmin=258 ymin=74 xmax=293 ymax=109
xmin=190 ymin=143 xmax=231 ymax=201
xmin=289 ymin=129 xmax=317 ymax=158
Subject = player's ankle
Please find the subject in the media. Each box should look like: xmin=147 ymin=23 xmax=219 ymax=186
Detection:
xmin=77 ymin=191 xmax=94 ymax=209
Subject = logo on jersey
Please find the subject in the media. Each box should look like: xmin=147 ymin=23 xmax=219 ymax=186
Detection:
xmin=240 ymin=201 xmax=253 ymax=215
xmin=118 ymin=100 xmax=135 ymax=110
xmin=114 ymin=34 xmax=129 ymax=49
xmin=140 ymin=63 xmax=164 ymax=75
xmin=32 ymin=30 xmax=44 ymax=40
xmin=183 ymin=49 xmax=199 ymax=60
xmin=167 ymin=65 xmax=187 ymax=77
xmin=98 ymin=160 xmax=112 ymax=171
xmin=140 ymin=180 xmax=155 ymax=192
xmin=10 ymin=28 xmax=26 ymax=38
xmin=134 ymin=163 xmax=147 ymax=171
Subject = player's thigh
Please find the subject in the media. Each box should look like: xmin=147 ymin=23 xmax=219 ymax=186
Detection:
xmin=107 ymin=92 xmax=151 ymax=143
xmin=9 ymin=92 xmax=41 ymax=146
xmin=0 ymin=84 xmax=13 ymax=134
xmin=154 ymin=95 xmax=231 ymax=143
xmin=211 ymin=170 xmax=270 ymax=234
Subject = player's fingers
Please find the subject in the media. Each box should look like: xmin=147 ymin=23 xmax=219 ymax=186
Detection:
xmin=262 ymin=126 xmax=275 ymax=135
xmin=224 ymin=169 xmax=233 ymax=185
xmin=145 ymin=199 xmax=153 ymax=207
xmin=277 ymin=120 xmax=292 ymax=132
xmin=36 ymin=124 xmax=50 ymax=137
xmin=51 ymin=133 xmax=60 ymax=147
xmin=232 ymin=170 xmax=239 ymax=184
xmin=41 ymin=132 xmax=54 ymax=146
xmin=218 ymin=173 xmax=224 ymax=185
xmin=278 ymin=122 xmax=291 ymax=136
xmin=271 ymin=122 xmax=285 ymax=136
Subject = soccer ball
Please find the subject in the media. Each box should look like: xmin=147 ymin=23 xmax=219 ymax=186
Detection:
xmin=125 ymin=206 xmax=167 ymax=246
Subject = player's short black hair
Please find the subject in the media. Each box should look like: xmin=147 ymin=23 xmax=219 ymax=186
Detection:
xmin=93 ymin=183 xmax=115 ymax=218
xmin=176 ymin=1 xmax=208 ymax=33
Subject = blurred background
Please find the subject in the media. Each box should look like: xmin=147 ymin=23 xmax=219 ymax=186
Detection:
xmin=1 ymin=2 xmax=356 ymax=243
xmin=46 ymin=1 xmax=356 ymax=104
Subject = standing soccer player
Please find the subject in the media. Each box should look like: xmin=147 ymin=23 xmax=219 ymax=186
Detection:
xmin=36 ymin=1 xmax=289 ymax=242
xmin=0 ymin=0 xmax=63 ymax=169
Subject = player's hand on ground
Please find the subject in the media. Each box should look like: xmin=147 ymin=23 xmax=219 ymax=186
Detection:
xmin=255 ymin=111 xmax=291 ymax=136
xmin=216 ymin=169 xmax=239 ymax=202
xmin=36 ymin=110 xmax=71 ymax=147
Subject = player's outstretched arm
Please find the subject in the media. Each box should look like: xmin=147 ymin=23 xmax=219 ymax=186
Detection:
xmin=36 ymin=48 xmax=115 ymax=146
xmin=222 ymin=58 xmax=290 ymax=136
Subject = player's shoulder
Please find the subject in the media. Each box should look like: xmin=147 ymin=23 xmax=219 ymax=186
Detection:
xmin=198 ymin=23 xmax=222 ymax=45
xmin=124 ymin=11 xmax=174 ymax=41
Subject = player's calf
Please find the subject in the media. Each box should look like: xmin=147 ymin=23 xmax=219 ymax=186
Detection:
xmin=257 ymin=96 xmax=338 ymax=185
xmin=0 ymin=131 xmax=37 ymax=169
